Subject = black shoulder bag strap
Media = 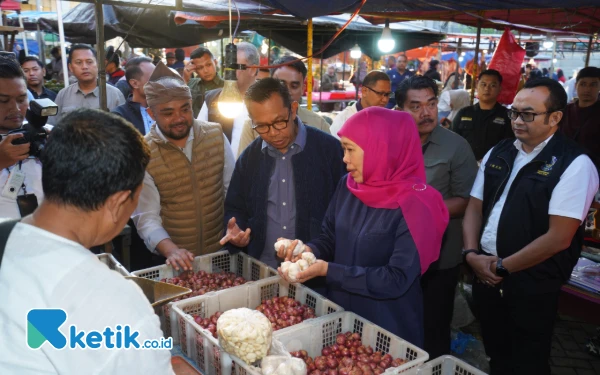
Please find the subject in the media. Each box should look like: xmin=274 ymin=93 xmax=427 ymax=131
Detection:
xmin=0 ymin=220 xmax=19 ymax=269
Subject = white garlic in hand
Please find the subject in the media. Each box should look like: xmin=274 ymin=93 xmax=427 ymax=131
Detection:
xmin=274 ymin=239 xmax=305 ymax=257
xmin=280 ymin=261 xmax=292 ymax=274
xmin=301 ymin=252 xmax=316 ymax=265
xmin=287 ymin=262 xmax=300 ymax=282
xmin=296 ymin=259 xmax=309 ymax=271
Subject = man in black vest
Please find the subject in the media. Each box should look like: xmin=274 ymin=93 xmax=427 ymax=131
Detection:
xmin=462 ymin=78 xmax=599 ymax=375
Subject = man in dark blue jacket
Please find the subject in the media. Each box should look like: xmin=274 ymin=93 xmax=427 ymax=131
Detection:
xmin=111 ymin=57 xmax=155 ymax=135
xmin=220 ymin=78 xmax=345 ymax=270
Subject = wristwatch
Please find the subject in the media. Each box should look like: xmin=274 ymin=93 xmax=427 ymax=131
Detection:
xmin=462 ymin=249 xmax=479 ymax=264
xmin=495 ymin=258 xmax=510 ymax=277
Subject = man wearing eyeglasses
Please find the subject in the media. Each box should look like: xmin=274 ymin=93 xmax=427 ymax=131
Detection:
xmin=330 ymin=71 xmax=391 ymax=140
xmin=220 ymin=78 xmax=345 ymax=272
xmin=451 ymin=69 xmax=513 ymax=161
xmin=463 ymin=78 xmax=599 ymax=375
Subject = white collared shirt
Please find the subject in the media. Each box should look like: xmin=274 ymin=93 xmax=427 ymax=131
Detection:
xmin=197 ymin=102 xmax=248 ymax=159
xmin=132 ymin=125 xmax=235 ymax=253
xmin=471 ymin=134 xmax=599 ymax=255
xmin=0 ymin=158 xmax=44 ymax=219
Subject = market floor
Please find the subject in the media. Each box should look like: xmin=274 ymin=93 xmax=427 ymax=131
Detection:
xmin=457 ymin=315 xmax=600 ymax=374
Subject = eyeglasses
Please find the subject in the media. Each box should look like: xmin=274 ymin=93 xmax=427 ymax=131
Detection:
xmin=364 ymin=86 xmax=392 ymax=98
xmin=251 ymin=109 xmax=291 ymax=134
xmin=507 ymin=109 xmax=558 ymax=123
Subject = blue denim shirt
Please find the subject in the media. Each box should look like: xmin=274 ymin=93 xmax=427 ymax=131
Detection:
xmin=259 ymin=119 xmax=307 ymax=267
xmin=140 ymin=106 xmax=154 ymax=136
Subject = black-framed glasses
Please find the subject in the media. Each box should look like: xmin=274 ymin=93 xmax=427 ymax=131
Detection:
xmin=364 ymin=86 xmax=393 ymax=98
xmin=507 ymin=109 xmax=558 ymax=123
xmin=251 ymin=108 xmax=292 ymax=134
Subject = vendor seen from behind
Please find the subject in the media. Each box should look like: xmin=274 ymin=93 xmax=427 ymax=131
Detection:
xmin=277 ymin=107 xmax=449 ymax=346
xmin=220 ymin=78 xmax=345 ymax=273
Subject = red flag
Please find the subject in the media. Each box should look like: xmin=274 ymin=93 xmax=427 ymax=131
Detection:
xmin=488 ymin=28 xmax=526 ymax=105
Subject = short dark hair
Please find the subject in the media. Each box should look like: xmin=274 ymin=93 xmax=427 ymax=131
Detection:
xmin=362 ymin=71 xmax=390 ymax=88
xmin=523 ymin=78 xmax=567 ymax=112
xmin=478 ymin=69 xmax=503 ymax=84
xmin=21 ymin=56 xmax=44 ymax=69
xmin=0 ymin=56 xmax=25 ymax=80
xmin=429 ymin=59 xmax=439 ymax=69
xmin=395 ymin=75 xmax=438 ymax=108
xmin=396 ymin=54 xmax=407 ymax=62
xmin=41 ymin=109 xmax=150 ymax=212
xmin=190 ymin=47 xmax=213 ymax=60
xmin=125 ymin=56 xmax=153 ymax=89
xmin=576 ymin=67 xmax=600 ymax=83
xmin=68 ymin=44 xmax=97 ymax=62
xmin=50 ymin=46 xmax=60 ymax=56
xmin=271 ymin=55 xmax=307 ymax=79
xmin=525 ymin=64 xmax=532 ymax=69
xmin=245 ymin=77 xmax=292 ymax=109
xmin=175 ymin=48 xmax=185 ymax=62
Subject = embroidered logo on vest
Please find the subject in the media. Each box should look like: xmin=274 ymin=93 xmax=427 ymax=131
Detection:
xmin=537 ymin=156 xmax=557 ymax=176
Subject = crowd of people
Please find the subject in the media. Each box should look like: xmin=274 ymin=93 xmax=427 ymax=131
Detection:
xmin=0 ymin=43 xmax=599 ymax=375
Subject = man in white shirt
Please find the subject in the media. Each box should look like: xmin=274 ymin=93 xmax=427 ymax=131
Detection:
xmin=463 ymin=78 xmax=599 ymax=375
xmin=197 ymin=42 xmax=259 ymax=156
xmin=0 ymin=108 xmax=174 ymax=374
xmin=329 ymin=71 xmax=391 ymax=139
xmin=133 ymin=63 xmax=234 ymax=272
xmin=0 ymin=56 xmax=43 ymax=219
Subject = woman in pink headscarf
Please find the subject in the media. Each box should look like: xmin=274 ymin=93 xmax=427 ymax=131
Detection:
xmin=278 ymin=107 xmax=449 ymax=346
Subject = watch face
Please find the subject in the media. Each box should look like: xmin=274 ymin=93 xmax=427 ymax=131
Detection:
xmin=497 ymin=267 xmax=509 ymax=277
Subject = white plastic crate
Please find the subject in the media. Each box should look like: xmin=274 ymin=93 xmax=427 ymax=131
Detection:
xmin=172 ymin=277 xmax=344 ymax=375
xmin=131 ymin=250 xmax=278 ymax=344
xmin=97 ymin=253 xmax=130 ymax=277
xmin=232 ymin=311 xmax=430 ymax=375
xmin=413 ymin=355 xmax=487 ymax=375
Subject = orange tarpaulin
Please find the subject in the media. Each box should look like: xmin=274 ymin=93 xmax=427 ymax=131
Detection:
xmin=403 ymin=47 xmax=439 ymax=60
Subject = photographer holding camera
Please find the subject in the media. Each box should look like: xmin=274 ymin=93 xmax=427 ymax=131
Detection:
xmin=0 ymin=56 xmax=44 ymax=219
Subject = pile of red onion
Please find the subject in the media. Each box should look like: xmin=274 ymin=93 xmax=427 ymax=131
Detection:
xmin=290 ymin=332 xmax=407 ymax=375
xmin=160 ymin=270 xmax=247 ymax=301
xmin=193 ymin=311 xmax=222 ymax=338
xmin=255 ymin=296 xmax=316 ymax=331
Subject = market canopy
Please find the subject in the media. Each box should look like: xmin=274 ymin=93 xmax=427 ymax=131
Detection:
xmin=50 ymin=0 xmax=599 ymax=35
xmin=174 ymin=13 xmax=444 ymax=58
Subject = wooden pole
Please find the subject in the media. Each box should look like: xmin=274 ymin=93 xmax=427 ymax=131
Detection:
xmin=56 ymin=0 xmax=69 ymax=89
xmin=319 ymin=35 xmax=324 ymax=106
xmin=585 ymin=35 xmax=593 ymax=67
xmin=220 ymin=37 xmax=224 ymax=75
xmin=95 ymin=0 xmax=108 ymax=111
xmin=470 ymin=21 xmax=482 ymax=105
xmin=307 ymin=19 xmax=313 ymax=111
xmin=453 ymin=38 xmax=462 ymax=89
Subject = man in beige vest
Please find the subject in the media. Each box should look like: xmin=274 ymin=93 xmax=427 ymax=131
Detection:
xmin=132 ymin=62 xmax=235 ymax=271
xmin=237 ymin=56 xmax=331 ymax=157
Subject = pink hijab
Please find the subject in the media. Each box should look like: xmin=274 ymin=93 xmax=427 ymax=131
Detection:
xmin=338 ymin=107 xmax=449 ymax=274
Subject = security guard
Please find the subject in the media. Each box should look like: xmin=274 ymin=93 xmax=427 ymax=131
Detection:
xmin=452 ymin=69 xmax=513 ymax=160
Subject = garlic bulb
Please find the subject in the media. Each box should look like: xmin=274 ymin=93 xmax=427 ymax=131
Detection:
xmin=287 ymin=262 xmax=300 ymax=282
xmin=217 ymin=308 xmax=272 ymax=364
xmin=280 ymin=261 xmax=292 ymax=274
xmin=301 ymin=252 xmax=316 ymax=265
xmin=296 ymin=259 xmax=309 ymax=271
xmin=274 ymin=239 xmax=305 ymax=257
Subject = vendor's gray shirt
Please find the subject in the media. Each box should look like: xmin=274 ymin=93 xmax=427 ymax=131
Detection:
xmin=51 ymin=82 xmax=125 ymax=124
xmin=423 ymin=126 xmax=478 ymax=269
xmin=259 ymin=119 xmax=307 ymax=268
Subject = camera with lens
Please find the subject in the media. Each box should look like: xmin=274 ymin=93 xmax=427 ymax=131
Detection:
xmin=5 ymin=98 xmax=57 ymax=158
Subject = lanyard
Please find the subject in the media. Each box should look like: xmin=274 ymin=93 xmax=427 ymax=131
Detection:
xmin=5 ymin=161 xmax=27 ymax=195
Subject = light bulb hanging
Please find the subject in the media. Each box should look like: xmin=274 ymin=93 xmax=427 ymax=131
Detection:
xmin=378 ymin=19 xmax=395 ymax=53
xmin=350 ymin=44 xmax=362 ymax=59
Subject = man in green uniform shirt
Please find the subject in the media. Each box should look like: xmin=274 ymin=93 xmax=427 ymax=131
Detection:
xmin=183 ymin=47 xmax=224 ymax=118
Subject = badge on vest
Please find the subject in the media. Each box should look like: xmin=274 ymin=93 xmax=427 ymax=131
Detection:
xmin=461 ymin=117 xmax=472 ymax=121
xmin=537 ymin=156 xmax=557 ymax=176
xmin=488 ymin=163 xmax=502 ymax=171
xmin=493 ymin=117 xmax=505 ymax=125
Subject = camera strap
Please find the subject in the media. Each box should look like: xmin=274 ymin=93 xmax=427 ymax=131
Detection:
xmin=0 ymin=220 xmax=19 ymax=270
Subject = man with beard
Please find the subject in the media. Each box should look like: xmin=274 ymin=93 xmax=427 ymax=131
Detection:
xmin=132 ymin=62 xmax=235 ymax=271
xmin=396 ymin=75 xmax=478 ymax=359
xmin=21 ymin=56 xmax=56 ymax=100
